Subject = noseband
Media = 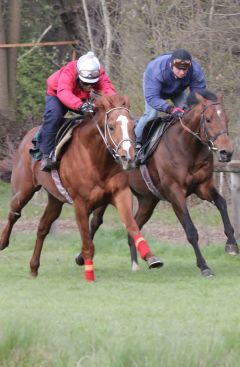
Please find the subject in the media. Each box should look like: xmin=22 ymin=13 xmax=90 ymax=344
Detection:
xmin=180 ymin=102 xmax=228 ymax=151
xmin=95 ymin=107 xmax=134 ymax=161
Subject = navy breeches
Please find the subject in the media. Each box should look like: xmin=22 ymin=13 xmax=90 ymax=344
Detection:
xmin=38 ymin=96 xmax=68 ymax=155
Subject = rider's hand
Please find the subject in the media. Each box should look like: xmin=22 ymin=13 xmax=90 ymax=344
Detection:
xmin=79 ymin=102 xmax=95 ymax=114
xmin=170 ymin=106 xmax=185 ymax=117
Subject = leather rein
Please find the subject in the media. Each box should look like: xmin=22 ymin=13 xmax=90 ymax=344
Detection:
xmin=179 ymin=102 xmax=228 ymax=151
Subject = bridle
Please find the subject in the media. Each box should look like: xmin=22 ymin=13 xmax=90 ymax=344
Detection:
xmin=94 ymin=107 xmax=134 ymax=161
xmin=179 ymin=102 xmax=228 ymax=151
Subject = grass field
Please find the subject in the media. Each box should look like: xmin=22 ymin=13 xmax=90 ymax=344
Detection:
xmin=1 ymin=182 xmax=240 ymax=367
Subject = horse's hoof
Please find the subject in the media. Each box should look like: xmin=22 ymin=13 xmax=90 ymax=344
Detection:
xmin=131 ymin=261 xmax=140 ymax=272
xmin=75 ymin=253 xmax=84 ymax=266
xmin=201 ymin=268 xmax=215 ymax=277
xmin=30 ymin=270 xmax=38 ymax=277
xmin=225 ymin=243 xmax=239 ymax=256
xmin=0 ymin=242 xmax=8 ymax=251
xmin=147 ymin=256 xmax=164 ymax=269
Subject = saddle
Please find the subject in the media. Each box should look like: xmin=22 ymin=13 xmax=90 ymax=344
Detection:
xmin=136 ymin=115 xmax=176 ymax=165
xmin=29 ymin=114 xmax=84 ymax=162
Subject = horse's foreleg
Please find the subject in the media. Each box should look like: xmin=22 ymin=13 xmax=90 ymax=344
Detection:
xmin=169 ymin=191 xmax=214 ymax=277
xmin=0 ymin=187 xmax=37 ymax=250
xmin=30 ymin=194 xmax=63 ymax=277
xmin=212 ymin=188 xmax=239 ymax=255
xmin=75 ymin=204 xmax=108 ymax=266
xmin=113 ymin=188 xmax=163 ymax=269
xmin=197 ymin=184 xmax=239 ymax=256
xmin=74 ymin=199 xmax=95 ymax=281
xmin=128 ymin=194 xmax=160 ymax=271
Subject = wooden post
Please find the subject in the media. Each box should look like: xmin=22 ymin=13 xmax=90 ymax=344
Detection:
xmin=230 ymin=173 xmax=240 ymax=239
xmin=219 ymin=172 xmax=224 ymax=196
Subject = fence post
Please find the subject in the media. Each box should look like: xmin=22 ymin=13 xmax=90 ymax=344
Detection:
xmin=230 ymin=172 xmax=240 ymax=239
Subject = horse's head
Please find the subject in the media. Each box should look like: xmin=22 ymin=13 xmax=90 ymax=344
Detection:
xmin=186 ymin=90 xmax=233 ymax=162
xmin=94 ymin=94 xmax=136 ymax=170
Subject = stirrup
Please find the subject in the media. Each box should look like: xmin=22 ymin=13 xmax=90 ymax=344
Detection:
xmin=41 ymin=155 xmax=58 ymax=172
xmin=135 ymin=142 xmax=142 ymax=153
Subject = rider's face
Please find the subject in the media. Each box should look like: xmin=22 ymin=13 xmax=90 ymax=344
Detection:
xmin=79 ymin=79 xmax=98 ymax=92
xmin=172 ymin=66 xmax=188 ymax=79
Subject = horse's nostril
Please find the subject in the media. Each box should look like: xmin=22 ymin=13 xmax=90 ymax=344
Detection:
xmin=121 ymin=155 xmax=127 ymax=162
xmin=219 ymin=150 xmax=233 ymax=162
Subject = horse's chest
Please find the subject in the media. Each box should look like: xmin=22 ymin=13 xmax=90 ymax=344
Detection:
xmin=187 ymin=162 xmax=212 ymax=185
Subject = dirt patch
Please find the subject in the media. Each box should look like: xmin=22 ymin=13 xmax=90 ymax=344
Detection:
xmin=0 ymin=219 xmax=226 ymax=246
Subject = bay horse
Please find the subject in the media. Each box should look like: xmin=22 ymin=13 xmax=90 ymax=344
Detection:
xmin=81 ymin=90 xmax=239 ymax=277
xmin=0 ymin=94 xmax=162 ymax=282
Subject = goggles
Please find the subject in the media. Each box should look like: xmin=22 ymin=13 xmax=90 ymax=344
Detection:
xmin=78 ymin=69 xmax=100 ymax=79
xmin=80 ymin=80 xmax=98 ymax=86
xmin=172 ymin=59 xmax=192 ymax=70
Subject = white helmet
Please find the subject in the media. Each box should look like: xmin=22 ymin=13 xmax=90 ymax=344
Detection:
xmin=77 ymin=51 xmax=100 ymax=83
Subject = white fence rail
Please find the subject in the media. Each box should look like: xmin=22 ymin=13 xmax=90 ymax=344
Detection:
xmin=214 ymin=160 xmax=240 ymax=238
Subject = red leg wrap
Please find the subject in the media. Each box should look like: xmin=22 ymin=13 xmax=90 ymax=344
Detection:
xmin=133 ymin=234 xmax=150 ymax=259
xmin=84 ymin=259 xmax=95 ymax=281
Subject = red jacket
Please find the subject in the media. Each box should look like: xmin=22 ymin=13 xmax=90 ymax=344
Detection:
xmin=46 ymin=60 xmax=116 ymax=111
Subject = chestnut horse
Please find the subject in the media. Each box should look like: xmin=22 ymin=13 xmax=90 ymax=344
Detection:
xmin=0 ymin=94 xmax=162 ymax=281
xmin=82 ymin=90 xmax=239 ymax=277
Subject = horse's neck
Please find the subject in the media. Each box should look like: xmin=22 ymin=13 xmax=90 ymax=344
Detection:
xmin=165 ymin=110 xmax=209 ymax=162
xmin=181 ymin=109 xmax=201 ymax=134
xmin=75 ymin=119 xmax=116 ymax=168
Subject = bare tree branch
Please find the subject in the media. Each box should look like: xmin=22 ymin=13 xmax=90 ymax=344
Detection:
xmin=81 ymin=0 xmax=94 ymax=51
xmin=100 ymin=0 xmax=112 ymax=73
xmin=18 ymin=25 xmax=52 ymax=61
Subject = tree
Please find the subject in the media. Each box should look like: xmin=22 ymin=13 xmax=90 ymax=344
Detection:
xmin=0 ymin=0 xmax=22 ymax=120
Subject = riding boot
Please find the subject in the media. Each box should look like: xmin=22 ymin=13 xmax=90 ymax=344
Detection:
xmin=134 ymin=141 xmax=144 ymax=167
xmin=135 ymin=142 xmax=142 ymax=152
xmin=41 ymin=154 xmax=58 ymax=172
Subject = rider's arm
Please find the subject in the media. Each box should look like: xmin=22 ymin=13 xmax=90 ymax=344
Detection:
xmin=56 ymin=62 xmax=83 ymax=111
xmin=144 ymin=73 xmax=170 ymax=113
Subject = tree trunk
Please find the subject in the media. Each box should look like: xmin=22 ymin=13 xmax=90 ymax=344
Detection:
xmin=0 ymin=0 xmax=22 ymax=120
xmin=0 ymin=0 xmax=9 ymax=116
xmin=100 ymin=0 xmax=112 ymax=74
xmin=7 ymin=0 xmax=22 ymax=118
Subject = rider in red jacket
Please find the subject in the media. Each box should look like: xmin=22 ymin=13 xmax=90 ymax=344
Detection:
xmin=39 ymin=51 xmax=116 ymax=171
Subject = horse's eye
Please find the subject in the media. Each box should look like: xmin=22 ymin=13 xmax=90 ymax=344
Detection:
xmin=108 ymin=125 xmax=114 ymax=131
xmin=206 ymin=118 xmax=211 ymax=123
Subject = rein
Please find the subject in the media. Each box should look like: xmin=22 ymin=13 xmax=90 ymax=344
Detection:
xmin=179 ymin=102 xmax=228 ymax=151
xmin=95 ymin=106 xmax=134 ymax=161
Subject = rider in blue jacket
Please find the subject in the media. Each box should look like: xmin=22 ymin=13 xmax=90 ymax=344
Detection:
xmin=135 ymin=48 xmax=206 ymax=147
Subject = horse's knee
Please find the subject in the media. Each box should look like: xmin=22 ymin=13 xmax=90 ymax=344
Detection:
xmin=8 ymin=211 xmax=21 ymax=223
xmin=37 ymin=224 xmax=51 ymax=238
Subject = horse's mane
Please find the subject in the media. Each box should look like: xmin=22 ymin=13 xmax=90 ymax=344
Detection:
xmin=187 ymin=89 xmax=217 ymax=107
xmin=95 ymin=94 xmax=130 ymax=111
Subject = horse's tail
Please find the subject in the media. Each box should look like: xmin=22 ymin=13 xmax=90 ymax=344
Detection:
xmin=0 ymin=138 xmax=15 ymax=182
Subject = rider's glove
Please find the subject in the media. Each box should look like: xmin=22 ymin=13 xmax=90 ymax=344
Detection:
xmin=168 ymin=106 xmax=185 ymax=117
xmin=79 ymin=102 xmax=95 ymax=114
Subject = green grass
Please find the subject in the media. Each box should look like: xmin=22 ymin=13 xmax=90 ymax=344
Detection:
xmin=1 ymin=181 xmax=239 ymax=366
xmin=0 ymin=227 xmax=240 ymax=367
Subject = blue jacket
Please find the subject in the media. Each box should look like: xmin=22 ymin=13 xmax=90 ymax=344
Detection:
xmin=143 ymin=53 xmax=206 ymax=112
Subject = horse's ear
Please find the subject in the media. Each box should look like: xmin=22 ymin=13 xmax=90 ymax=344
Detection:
xmin=216 ymin=91 xmax=224 ymax=103
xmin=195 ymin=93 xmax=206 ymax=104
xmin=123 ymin=94 xmax=130 ymax=109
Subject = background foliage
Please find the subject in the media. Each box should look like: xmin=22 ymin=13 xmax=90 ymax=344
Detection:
xmin=0 ymin=0 xmax=239 ymax=158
